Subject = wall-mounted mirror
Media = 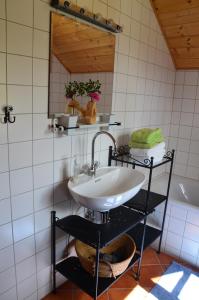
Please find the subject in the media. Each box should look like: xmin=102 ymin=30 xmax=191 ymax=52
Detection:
xmin=48 ymin=12 xmax=116 ymax=118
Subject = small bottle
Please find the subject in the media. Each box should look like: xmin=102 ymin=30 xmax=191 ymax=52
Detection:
xmin=73 ymin=155 xmax=80 ymax=182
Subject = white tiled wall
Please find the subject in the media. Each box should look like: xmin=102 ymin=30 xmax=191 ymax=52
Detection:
xmin=0 ymin=0 xmax=175 ymax=299
xmin=151 ymin=201 xmax=199 ymax=267
xmin=49 ymin=55 xmax=71 ymax=114
xmin=171 ymin=71 xmax=199 ymax=180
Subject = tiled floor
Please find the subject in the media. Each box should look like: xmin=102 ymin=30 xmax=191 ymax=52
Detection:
xmin=43 ymin=248 xmax=197 ymax=300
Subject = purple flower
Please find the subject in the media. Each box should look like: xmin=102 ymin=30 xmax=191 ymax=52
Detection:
xmin=88 ymin=92 xmax=100 ymax=102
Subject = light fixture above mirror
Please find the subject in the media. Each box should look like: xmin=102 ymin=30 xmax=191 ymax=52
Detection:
xmin=51 ymin=0 xmax=123 ymax=33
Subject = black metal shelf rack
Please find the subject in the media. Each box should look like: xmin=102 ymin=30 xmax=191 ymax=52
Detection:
xmin=124 ymin=189 xmax=167 ymax=214
xmin=55 ymin=206 xmax=145 ymax=249
xmin=51 ymin=146 xmax=174 ymax=300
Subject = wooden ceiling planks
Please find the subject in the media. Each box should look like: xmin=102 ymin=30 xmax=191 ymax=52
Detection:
xmin=159 ymin=8 xmax=199 ymax=27
xmin=152 ymin=0 xmax=199 ymax=14
xmin=171 ymin=47 xmax=199 ymax=59
xmin=150 ymin=0 xmax=199 ymax=69
xmin=51 ymin=12 xmax=115 ymax=73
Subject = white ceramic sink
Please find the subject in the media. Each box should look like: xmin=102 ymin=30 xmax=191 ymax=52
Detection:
xmin=68 ymin=167 xmax=145 ymax=212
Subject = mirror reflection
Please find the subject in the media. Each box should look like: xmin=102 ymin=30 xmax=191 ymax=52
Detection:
xmin=48 ymin=12 xmax=116 ymax=119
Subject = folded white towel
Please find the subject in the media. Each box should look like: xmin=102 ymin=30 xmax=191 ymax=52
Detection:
xmin=130 ymin=142 xmax=166 ymax=164
xmin=130 ymin=142 xmax=165 ymax=157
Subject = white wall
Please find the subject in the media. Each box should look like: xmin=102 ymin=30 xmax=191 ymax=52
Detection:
xmin=170 ymin=71 xmax=199 ymax=180
xmin=49 ymin=54 xmax=71 ymax=114
xmin=0 ymin=0 xmax=175 ymax=299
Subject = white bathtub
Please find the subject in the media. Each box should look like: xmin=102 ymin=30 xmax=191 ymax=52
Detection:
xmin=148 ymin=173 xmax=199 ymax=267
xmin=151 ymin=173 xmax=199 ymax=208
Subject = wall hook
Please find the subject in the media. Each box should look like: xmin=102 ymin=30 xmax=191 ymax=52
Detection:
xmin=3 ymin=106 xmax=16 ymax=124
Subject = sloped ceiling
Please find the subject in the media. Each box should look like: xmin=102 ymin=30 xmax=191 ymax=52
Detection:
xmin=51 ymin=12 xmax=115 ymax=73
xmin=150 ymin=0 xmax=199 ymax=69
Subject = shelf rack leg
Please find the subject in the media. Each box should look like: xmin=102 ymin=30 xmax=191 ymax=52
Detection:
xmin=136 ymin=216 xmax=147 ymax=279
xmin=94 ymin=231 xmax=101 ymax=300
xmin=145 ymin=157 xmax=153 ymax=213
xmin=136 ymin=159 xmax=153 ymax=279
xmin=108 ymin=146 xmax=112 ymax=166
xmin=51 ymin=211 xmax=56 ymax=293
xmin=157 ymin=150 xmax=175 ymax=254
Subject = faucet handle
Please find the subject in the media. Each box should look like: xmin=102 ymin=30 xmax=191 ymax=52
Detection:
xmin=93 ymin=161 xmax=100 ymax=172
xmin=94 ymin=161 xmax=100 ymax=168
xmin=81 ymin=163 xmax=90 ymax=174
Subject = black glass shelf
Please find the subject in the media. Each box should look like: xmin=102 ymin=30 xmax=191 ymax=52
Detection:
xmin=56 ymin=206 xmax=145 ymax=249
xmin=124 ymin=189 xmax=167 ymax=214
xmin=127 ymin=223 xmax=162 ymax=251
xmin=56 ymin=254 xmax=140 ymax=298
xmin=55 ymin=122 xmax=121 ymax=131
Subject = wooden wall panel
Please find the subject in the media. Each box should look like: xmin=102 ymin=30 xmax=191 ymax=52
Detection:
xmin=150 ymin=0 xmax=199 ymax=69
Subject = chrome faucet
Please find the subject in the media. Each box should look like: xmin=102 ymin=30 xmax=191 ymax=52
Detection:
xmin=89 ymin=131 xmax=117 ymax=177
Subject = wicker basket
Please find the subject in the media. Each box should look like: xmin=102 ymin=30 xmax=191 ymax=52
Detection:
xmin=75 ymin=234 xmax=136 ymax=278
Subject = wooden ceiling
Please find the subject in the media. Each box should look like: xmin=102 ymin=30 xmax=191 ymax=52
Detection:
xmin=51 ymin=12 xmax=115 ymax=73
xmin=150 ymin=0 xmax=199 ymax=69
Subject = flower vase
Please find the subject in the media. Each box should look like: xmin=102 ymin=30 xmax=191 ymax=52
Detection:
xmin=84 ymin=99 xmax=96 ymax=124
xmin=67 ymin=98 xmax=80 ymax=115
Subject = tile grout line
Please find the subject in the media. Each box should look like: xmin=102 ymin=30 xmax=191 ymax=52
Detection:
xmin=4 ymin=0 xmax=19 ymax=298
xmin=32 ymin=2 xmax=39 ymax=299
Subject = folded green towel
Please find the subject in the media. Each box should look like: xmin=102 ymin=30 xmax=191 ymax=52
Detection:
xmin=129 ymin=140 xmax=163 ymax=149
xmin=130 ymin=128 xmax=164 ymax=145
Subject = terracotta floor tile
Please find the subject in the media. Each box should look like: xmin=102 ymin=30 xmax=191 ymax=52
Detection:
xmin=141 ymin=248 xmax=160 ymax=266
xmin=73 ymin=289 xmax=108 ymax=300
xmin=157 ymin=252 xmax=190 ymax=268
xmin=43 ymin=289 xmax=73 ymax=300
xmin=44 ymin=248 xmax=199 ymax=300
xmin=59 ymin=280 xmax=77 ymax=290
xmin=108 ymin=286 xmax=149 ymax=300
xmin=161 ymin=264 xmax=169 ymax=271
xmin=138 ymin=265 xmax=164 ymax=288
xmin=158 ymin=257 xmax=199 ymax=273
xmin=156 ymin=251 xmax=174 ymax=266
xmin=111 ymin=270 xmax=138 ymax=288
xmin=181 ymin=261 xmax=199 ymax=273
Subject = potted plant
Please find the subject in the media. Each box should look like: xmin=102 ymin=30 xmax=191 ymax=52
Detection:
xmin=58 ymin=81 xmax=82 ymax=128
xmin=83 ymin=79 xmax=101 ymax=124
xmin=63 ymin=80 xmax=102 ymax=126
xmin=65 ymin=81 xmax=84 ymax=115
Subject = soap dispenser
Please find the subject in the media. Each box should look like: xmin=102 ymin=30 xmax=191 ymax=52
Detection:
xmin=73 ymin=155 xmax=80 ymax=182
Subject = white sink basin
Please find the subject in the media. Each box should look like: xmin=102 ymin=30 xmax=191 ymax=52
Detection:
xmin=68 ymin=167 xmax=145 ymax=212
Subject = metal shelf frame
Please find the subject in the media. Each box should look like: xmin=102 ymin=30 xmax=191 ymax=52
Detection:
xmin=108 ymin=146 xmax=175 ymax=256
xmin=51 ymin=146 xmax=175 ymax=299
xmin=51 ymin=206 xmax=146 ymax=299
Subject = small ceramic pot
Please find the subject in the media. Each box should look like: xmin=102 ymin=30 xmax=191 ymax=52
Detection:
xmin=58 ymin=114 xmax=78 ymax=128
